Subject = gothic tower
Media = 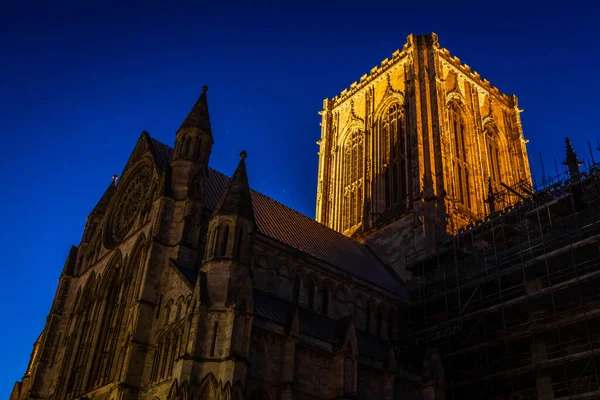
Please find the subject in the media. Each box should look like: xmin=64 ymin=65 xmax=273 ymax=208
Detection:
xmin=315 ymin=33 xmax=531 ymax=278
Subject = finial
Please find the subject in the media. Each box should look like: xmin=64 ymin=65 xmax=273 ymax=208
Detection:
xmin=564 ymin=136 xmax=582 ymax=179
xmin=486 ymin=177 xmax=496 ymax=216
xmin=112 ymin=174 xmax=118 ymax=185
xmin=202 ymin=85 xmax=208 ymax=93
xmin=240 ymin=150 xmax=247 ymax=160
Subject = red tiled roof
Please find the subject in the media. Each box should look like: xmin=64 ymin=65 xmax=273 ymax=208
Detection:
xmin=151 ymin=138 xmax=404 ymax=295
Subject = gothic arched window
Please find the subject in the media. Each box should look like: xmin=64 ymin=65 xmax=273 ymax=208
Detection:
xmin=215 ymin=224 xmax=229 ymax=257
xmin=342 ymin=130 xmax=364 ymax=231
xmin=381 ymin=103 xmax=407 ymax=209
xmin=449 ymin=104 xmax=471 ymax=208
xmin=188 ymin=137 xmax=197 ymax=158
xmin=66 ymin=284 xmax=99 ymax=395
xmin=292 ymin=277 xmax=301 ymax=304
xmin=150 ymin=332 xmax=164 ymax=382
xmin=485 ymin=126 xmax=502 ymax=189
xmin=94 ymin=274 xmax=127 ymax=385
xmin=183 ymin=136 xmax=191 ymax=159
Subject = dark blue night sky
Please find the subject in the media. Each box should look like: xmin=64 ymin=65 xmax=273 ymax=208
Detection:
xmin=1 ymin=0 xmax=598 ymax=393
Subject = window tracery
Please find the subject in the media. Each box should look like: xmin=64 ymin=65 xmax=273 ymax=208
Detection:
xmin=151 ymin=323 xmax=185 ymax=383
xmin=380 ymin=103 xmax=407 ymax=209
xmin=342 ymin=130 xmax=364 ymax=231
xmin=107 ymin=164 xmax=152 ymax=245
xmin=449 ymin=103 xmax=471 ymax=208
xmin=63 ymin=276 xmax=100 ymax=396
xmin=485 ymin=125 xmax=502 ymax=189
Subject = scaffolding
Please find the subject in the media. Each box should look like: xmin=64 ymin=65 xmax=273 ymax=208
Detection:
xmin=401 ymin=159 xmax=600 ymax=399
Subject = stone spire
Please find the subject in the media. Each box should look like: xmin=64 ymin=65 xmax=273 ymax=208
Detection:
xmin=170 ymin=86 xmax=214 ymax=197
xmin=212 ymin=151 xmax=255 ymax=223
xmin=177 ymin=85 xmax=212 ymax=139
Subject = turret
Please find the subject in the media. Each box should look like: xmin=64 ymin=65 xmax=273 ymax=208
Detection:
xmin=168 ymin=87 xmax=214 ymax=267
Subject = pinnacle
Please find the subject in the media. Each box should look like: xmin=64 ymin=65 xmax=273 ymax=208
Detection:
xmin=177 ymin=86 xmax=212 ymax=137
xmin=212 ymin=153 xmax=255 ymax=223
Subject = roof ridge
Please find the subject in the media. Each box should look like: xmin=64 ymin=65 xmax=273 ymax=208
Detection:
xmin=207 ymin=166 xmax=369 ymax=249
xmin=147 ymin=138 xmax=344 ymax=241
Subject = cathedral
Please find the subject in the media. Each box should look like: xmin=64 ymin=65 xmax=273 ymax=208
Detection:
xmin=14 ymin=33 xmax=600 ymax=400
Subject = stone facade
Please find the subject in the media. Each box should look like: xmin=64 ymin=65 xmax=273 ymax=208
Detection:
xmin=315 ymin=33 xmax=531 ymax=280
xmin=11 ymin=84 xmax=420 ymax=400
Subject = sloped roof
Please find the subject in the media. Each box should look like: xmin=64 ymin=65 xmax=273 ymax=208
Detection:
xmin=205 ymin=167 xmax=403 ymax=294
xmin=211 ymin=154 xmax=255 ymax=222
xmin=149 ymin=138 xmax=174 ymax=173
xmin=149 ymin=138 xmax=403 ymax=295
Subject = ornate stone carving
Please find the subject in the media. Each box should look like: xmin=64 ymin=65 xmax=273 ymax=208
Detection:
xmin=349 ymin=99 xmax=364 ymax=124
xmin=107 ymin=164 xmax=152 ymax=245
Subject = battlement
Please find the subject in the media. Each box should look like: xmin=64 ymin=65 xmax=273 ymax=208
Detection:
xmin=437 ymin=46 xmax=513 ymax=105
xmin=328 ymin=33 xmax=517 ymax=109
xmin=330 ymin=39 xmax=411 ymax=108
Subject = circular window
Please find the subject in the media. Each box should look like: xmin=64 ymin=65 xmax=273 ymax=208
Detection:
xmin=107 ymin=164 xmax=152 ymax=246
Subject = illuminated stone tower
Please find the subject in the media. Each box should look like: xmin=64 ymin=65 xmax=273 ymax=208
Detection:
xmin=315 ymin=33 xmax=531 ymax=278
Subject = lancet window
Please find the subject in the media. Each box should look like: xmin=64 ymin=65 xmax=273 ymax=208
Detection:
xmin=485 ymin=126 xmax=502 ymax=189
xmin=380 ymin=103 xmax=407 ymax=209
xmin=449 ymin=104 xmax=471 ymax=208
xmin=150 ymin=324 xmax=184 ymax=383
xmin=66 ymin=285 xmax=100 ymax=395
xmin=212 ymin=224 xmax=230 ymax=258
xmin=342 ymin=130 xmax=364 ymax=231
